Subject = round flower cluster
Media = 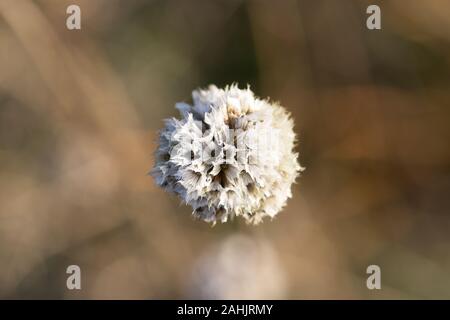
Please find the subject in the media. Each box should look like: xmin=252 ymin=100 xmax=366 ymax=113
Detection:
xmin=152 ymin=85 xmax=302 ymax=225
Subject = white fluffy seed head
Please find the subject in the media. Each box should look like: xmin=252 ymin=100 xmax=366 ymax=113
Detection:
xmin=152 ymin=84 xmax=303 ymax=225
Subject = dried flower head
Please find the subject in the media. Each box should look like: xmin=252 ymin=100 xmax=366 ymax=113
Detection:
xmin=152 ymin=84 xmax=303 ymax=225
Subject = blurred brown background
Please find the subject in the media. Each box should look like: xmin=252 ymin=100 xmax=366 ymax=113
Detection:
xmin=0 ymin=0 xmax=450 ymax=299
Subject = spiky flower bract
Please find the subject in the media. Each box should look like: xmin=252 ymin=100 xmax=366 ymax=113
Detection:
xmin=152 ymin=84 xmax=302 ymax=225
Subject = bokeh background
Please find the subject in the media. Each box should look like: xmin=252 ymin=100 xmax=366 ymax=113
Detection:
xmin=1 ymin=0 xmax=450 ymax=299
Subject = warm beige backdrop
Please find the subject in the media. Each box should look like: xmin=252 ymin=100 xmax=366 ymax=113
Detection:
xmin=0 ymin=0 xmax=449 ymax=299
